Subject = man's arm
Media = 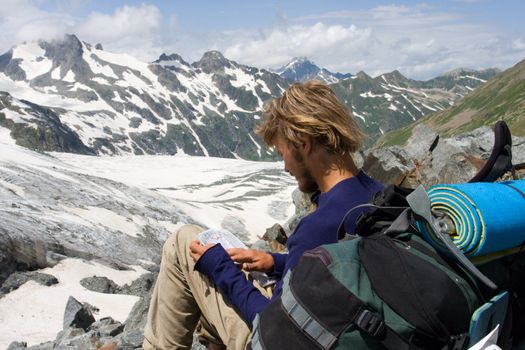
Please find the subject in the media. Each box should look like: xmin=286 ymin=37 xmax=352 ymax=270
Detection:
xmin=190 ymin=242 xmax=270 ymax=325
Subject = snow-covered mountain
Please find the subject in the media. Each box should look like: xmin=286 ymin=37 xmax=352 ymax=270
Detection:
xmin=330 ymin=67 xmax=500 ymax=143
xmin=0 ymin=35 xmax=288 ymax=159
xmin=0 ymin=34 xmax=500 ymax=156
xmin=274 ymin=57 xmax=352 ymax=84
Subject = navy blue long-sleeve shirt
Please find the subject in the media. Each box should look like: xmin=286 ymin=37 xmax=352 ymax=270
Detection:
xmin=195 ymin=171 xmax=383 ymax=326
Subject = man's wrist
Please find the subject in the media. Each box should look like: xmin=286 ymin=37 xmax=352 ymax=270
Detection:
xmin=194 ymin=244 xmax=229 ymax=274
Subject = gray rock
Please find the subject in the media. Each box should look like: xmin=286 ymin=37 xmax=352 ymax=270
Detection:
xmin=55 ymin=327 xmax=85 ymax=344
xmin=513 ymin=137 xmax=525 ymax=165
xmin=353 ymin=151 xmax=365 ymax=169
xmin=271 ymin=188 xmax=314 ymax=240
xmin=362 ymin=146 xmax=413 ymax=185
xmin=115 ymin=329 xmax=144 ymax=349
xmin=123 ymin=295 xmax=152 ymax=334
xmin=26 ymin=342 xmax=55 ymax=350
xmin=55 ymin=330 xmax=100 ymax=350
xmin=404 ymin=124 xmax=438 ymax=160
xmin=119 ymin=273 xmax=155 ymax=298
xmin=89 ymin=317 xmax=125 ymax=337
xmin=1 ymin=271 xmax=58 ymax=295
xmin=80 ymin=276 xmax=119 ymax=294
xmin=262 ymin=223 xmax=287 ymax=245
xmin=6 ymin=341 xmax=27 ymax=349
xmin=63 ymin=296 xmax=96 ymax=331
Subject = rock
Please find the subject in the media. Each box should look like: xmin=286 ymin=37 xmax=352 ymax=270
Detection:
xmin=362 ymin=146 xmax=413 ymax=185
xmin=513 ymin=137 xmax=525 ymax=165
xmin=353 ymin=150 xmax=365 ymax=169
xmin=262 ymin=223 xmax=287 ymax=245
xmin=115 ymin=329 xmax=144 ymax=349
xmin=123 ymin=294 xmax=153 ymax=333
xmin=280 ymin=188 xmax=313 ymax=238
xmin=63 ymin=296 xmax=96 ymax=331
xmin=89 ymin=317 xmax=124 ymax=337
xmin=55 ymin=327 xmax=85 ymax=345
xmin=1 ymin=271 xmax=58 ymax=295
xmin=80 ymin=276 xmax=119 ymax=294
xmin=119 ymin=272 xmax=155 ymax=297
xmin=404 ymin=124 xmax=438 ymax=160
xmin=6 ymin=341 xmax=27 ymax=349
xmin=55 ymin=330 xmax=101 ymax=350
xmin=26 ymin=341 xmax=55 ymax=350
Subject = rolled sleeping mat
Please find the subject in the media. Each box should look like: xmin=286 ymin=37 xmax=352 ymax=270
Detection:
xmin=416 ymin=180 xmax=525 ymax=260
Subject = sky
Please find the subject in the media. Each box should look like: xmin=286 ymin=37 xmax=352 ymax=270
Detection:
xmin=0 ymin=0 xmax=524 ymax=80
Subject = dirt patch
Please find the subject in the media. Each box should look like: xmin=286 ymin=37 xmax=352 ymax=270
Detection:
xmin=437 ymin=108 xmax=478 ymax=133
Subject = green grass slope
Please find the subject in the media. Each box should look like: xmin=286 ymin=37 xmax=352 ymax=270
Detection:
xmin=377 ymin=58 xmax=525 ymax=147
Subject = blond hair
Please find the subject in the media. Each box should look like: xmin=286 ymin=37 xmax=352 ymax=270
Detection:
xmin=255 ymin=80 xmax=363 ymax=161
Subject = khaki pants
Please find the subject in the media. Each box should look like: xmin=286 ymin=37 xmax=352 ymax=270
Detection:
xmin=143 ymin=225 xmax=271 ymax=350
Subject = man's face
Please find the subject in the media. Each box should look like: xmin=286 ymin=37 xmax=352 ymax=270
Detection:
xmin=274 ymin=135 xmax=318 ymax=193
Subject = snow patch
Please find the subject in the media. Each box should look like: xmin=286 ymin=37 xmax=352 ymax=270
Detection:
xmin=12 ymin=43 xmax=53 ymax=80
xmin=0 ymin=126 xmax=16 ymax=145
xmin=0 ymin=258 xmax=146 ymax=348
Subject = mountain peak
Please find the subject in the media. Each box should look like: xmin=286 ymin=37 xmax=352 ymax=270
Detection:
xmin=192 ymin=50 xmax=232 ymax=73
xmin=154 ymin=53 xmax=190 ymax=67
xmin=275 ymin=57 xmax=351 ymax=84
xmin=290 ymin=56 xmax=310 ymax=64
xmin=381 ymin=70 xmax=408 ymax=82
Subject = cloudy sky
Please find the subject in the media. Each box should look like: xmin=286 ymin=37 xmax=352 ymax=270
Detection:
xmin=1 ymin=0 xmax=524 ymax=79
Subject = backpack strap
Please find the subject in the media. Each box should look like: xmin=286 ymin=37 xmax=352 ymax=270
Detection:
xmin=469 ymin=121 xmax=513 ymax=183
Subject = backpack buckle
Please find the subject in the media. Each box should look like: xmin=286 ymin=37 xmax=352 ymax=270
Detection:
xmin=448 ymin=333 xmax=469 ymax=350
xmin=355 ymin=309 xmax=385 ymax=338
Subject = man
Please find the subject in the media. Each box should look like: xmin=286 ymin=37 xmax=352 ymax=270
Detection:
xmin=143 ymin=81 xmax=383 ymax=349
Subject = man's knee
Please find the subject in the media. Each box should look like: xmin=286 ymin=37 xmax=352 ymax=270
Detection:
xmin=175 ymin=224 xmax=204 ymax=244
xmin=162 ymin=224 xmax=204 ymax=260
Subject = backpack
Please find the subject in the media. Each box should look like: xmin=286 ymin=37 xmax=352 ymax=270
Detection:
xmin=250 ymin=188 xmax=483 ymax=350
xmin=249 ymin=121 xmax=525 ymax=350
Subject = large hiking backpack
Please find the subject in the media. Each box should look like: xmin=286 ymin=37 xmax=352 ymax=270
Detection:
xmin=250 ymin=121 xmax=524 ymax=350
xmin=250 ymin=191 xmax=483 ymax=350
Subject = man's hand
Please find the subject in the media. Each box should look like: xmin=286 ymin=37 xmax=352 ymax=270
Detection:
xmin=189 ymin=240 xmax=216 ymax=263
xmin=227 ymin=248 xmax=274 ymax=272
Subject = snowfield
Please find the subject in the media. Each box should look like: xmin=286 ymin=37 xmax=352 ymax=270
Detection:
xmin=0 ymin=128 xmax=296 ymax=348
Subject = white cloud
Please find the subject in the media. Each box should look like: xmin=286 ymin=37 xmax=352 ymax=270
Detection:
xmin=0 ymin=2 xmax=164 ymax=62
xmin=223 ymin=22 xmax=372 ymax=69
xmin=216 ymin=4 xmax=525 ymax=79
xmin=75 ymin=4 xmax=161 ymax=42
xmin=0 ymin=0 xmax=73 ymax=50
xmin=0 ymin=2 xmax=523 ymax=80
xmin=513 ymin=38 xmax=525 ymax=51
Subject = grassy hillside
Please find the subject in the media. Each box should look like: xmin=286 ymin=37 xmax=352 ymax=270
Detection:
xmin=377 ymin=58 xmax=525 ymax=147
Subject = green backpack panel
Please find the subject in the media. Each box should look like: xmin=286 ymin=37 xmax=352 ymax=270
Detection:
xmin=250 ymin=233 xmax=481 ymax=350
